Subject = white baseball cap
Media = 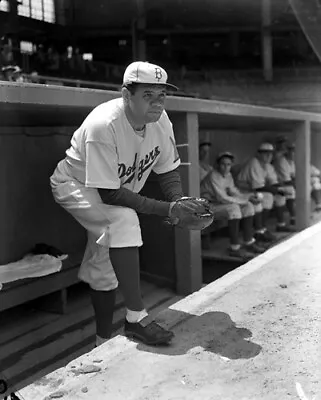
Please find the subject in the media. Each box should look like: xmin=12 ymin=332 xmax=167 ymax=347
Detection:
xmin=217 ymin=151 xmax=235 ymax=163
xmin=258 ymin=142 xmax=274 ymax=152
xmin=123 ymin=61 xmax=179 ymax=91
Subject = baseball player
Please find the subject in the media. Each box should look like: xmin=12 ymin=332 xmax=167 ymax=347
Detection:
xmin=199 ymin=142 xmax=213 ymax=183
xmin=201 ymin=152 xmax=266 ymax=260
xmin=286 ymin=143 xmax=321 ymax=212
xmin=50 ymin=61 xmax=210 ymax=347
xmin=273 ymin=136 xmax=296 ymax=225
xmin=236 ymin=142 xmax=295 ymax=237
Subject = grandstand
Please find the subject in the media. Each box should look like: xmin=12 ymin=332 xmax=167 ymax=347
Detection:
xmin=1 ymin=0 xmax=321 ymax=108
xmin=1 ymin=1 xmax=321 ymax=398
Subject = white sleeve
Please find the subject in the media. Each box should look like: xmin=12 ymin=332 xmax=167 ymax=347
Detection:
xmin=85 ymin=141 xmax=120 ymax=189
xmin=274 ymin=157 xmax=292 ymax=183
xmin=311 ymin=164 xmax=320 ymax=177
xmin=83 ymin=118 xmax=120 ymax=189
xmin=266 ymin=164 xmax=278 ymax=185
xmin=153 ymin=119 xmax=181 ymax=174
xmin=248 ymin=161 xmax=266 ymax=189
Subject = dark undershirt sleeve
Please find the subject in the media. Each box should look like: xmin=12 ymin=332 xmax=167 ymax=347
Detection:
xmin=98 ymin=187 xmax=171 ymax=216
xmin=156 ymin=168 xmax=184 ymax=202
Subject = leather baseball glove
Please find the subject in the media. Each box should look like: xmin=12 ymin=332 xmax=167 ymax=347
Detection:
xmin=165 ymin=197 xmax=214 ymax=230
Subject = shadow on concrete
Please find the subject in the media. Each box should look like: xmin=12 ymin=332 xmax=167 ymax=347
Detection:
xmin=134 ymin=310 xmax=262 ymax=360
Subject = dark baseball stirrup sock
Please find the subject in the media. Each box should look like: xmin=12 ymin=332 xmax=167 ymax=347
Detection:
xmin=262 ymin=209 xmax=270 ymax=227
xmin=286 ymin=199 xmax=295 ymax=218
xmin=228 ymin=219 xmax=240 ymax=245
xmin=253 ymin=212 xmax=263 ymax=231
xmin=242 ymin=216 xmax=254 ymax=243
xmin=89 ymin=287 xmax=116 ymax=339
xmin=275 ymin=205 xmax=286 ymax=225
xmin=311 ymin=189 xmax=321 ymax=205
xmin=109 ymin=247 xmax=145 ymax=312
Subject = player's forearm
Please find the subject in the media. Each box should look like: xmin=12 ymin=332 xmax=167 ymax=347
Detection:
xmin=98 ymin=187 xmax=171 ymax=216
xmin=282 ymin=180 xmax=294 ymax=186
xmin=254 ymin=183 xmax=280 ymax=194
xmin=156 ymin=168 xmax=184 ymax=202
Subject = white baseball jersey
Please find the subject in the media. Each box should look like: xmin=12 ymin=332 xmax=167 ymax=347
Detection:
xmin=236 ymin=157 xmax=278 ymax=190
xmin=54 ymin=97 xmax=180 ymax=191
xmin=287 ymin=160 xmax=321 ymax=190
xmin=199 ymin=161 xmax=213 ymax=183
xmin=201 ymin=169 xmax=249 ymax=205
xmin=286 ymin=160 xmax=321 ymax=179
xmin=273 ymin=152 xmax=293 ymax=183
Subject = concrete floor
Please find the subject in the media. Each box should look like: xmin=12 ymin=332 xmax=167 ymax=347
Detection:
xmin=20 ymin=221 xmax=321 ymax=400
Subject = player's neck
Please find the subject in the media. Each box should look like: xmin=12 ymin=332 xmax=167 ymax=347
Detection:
xmin=124 ymin=105 xmax=146 ymax=131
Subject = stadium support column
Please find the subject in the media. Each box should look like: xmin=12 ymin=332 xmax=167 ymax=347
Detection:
xmin=295 ymin=121 xmax=311 ymax=230
xmin=132 ymin=0 xmax=146 ymax=61
xmin=171 ymin=112 xmax=202 ymax=295
xmin=261 ymin=0 xmax=273 ymax=82
xmin=6 ymin=0 xmax=19 ymax=51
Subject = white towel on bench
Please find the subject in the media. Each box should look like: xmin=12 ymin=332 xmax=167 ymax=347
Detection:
xmin=0 ymin=253 xmax=68 ymax=290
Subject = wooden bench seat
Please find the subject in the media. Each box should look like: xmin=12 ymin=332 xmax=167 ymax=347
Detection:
xmin=0 ymin=252 xmax=84 ymax=314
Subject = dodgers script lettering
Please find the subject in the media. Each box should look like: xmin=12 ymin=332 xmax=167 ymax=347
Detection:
xmin=118 ymin=146 xmax=161 ymax=184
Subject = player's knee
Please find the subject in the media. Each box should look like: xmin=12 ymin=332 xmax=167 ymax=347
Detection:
xmin=253 ymin=202 xmax=263 ymax=214
xmin=285 ymin=187 xmax=296 ymax=199
xmin=262 ymin=192 xmax=274 ymax=210
xmin=274 ymin=194 xmax=286 ymax=207
xmin=227 ymin=204 xmax=242 ymax=220
xmin=107 ymin=207 xmax=142 ymax=248
xmin=242 ymin=202 xmax=255 ymax=217
xmin=311 ymin=177 xmax=321 ymax=190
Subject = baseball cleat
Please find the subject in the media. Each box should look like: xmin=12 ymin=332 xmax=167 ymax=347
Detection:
xmin=227 ymin=248 xmax=254 ymax=262
xmin=276 ymin=224 xmax=296 ymax=233
xmin=254 ymin=230 xmax=276 ymax=243
xmin=124 ymin=319 xmax=174 ymax=346
xmin=243 ymin=242 xmax=266 ymax=254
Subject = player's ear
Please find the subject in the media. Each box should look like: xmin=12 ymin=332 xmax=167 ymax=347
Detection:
xmin=122 ymin=87 xmax=131 ymax=105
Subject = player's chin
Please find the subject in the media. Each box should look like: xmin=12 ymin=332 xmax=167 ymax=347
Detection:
xmin=146 ymin=110 xmax=163 ymax=123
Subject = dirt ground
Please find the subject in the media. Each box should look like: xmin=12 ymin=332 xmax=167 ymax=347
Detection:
xmin=20 ymin=223 xmax=321 ymax=400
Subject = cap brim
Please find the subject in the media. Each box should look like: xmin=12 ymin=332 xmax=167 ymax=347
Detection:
xmin=217 ymin=153 xmax=235 ymax=162
xmin=123 ymin=81 xmax=178 ymax=91
xmin=165 ymin=83 xmax=179 ymax=91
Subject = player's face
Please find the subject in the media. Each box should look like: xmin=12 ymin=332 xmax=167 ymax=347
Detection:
xmin=287 ymin=149 xmax=295 ymax=160
xmin=258 ymin=151 xmax=273 ymax=164
xmin=218 ymin=157 xmax=232 ymax=176
xmin=199 ymin=145 xmax=211 ymax=161
xmin=277 ymin=141 xmax=288 ymax=153
xmin=130 ymin=85 xmax=167 ymax=124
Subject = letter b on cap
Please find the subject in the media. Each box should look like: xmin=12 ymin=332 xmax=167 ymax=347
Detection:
xmin=155 ymin=67 xmax=163 ymax=82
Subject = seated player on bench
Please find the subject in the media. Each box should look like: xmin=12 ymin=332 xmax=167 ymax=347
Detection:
xmin=285 ymin=143 xmax=321 ymax=212
xmin=236 ymin=142 xmax=295 ymax=235
xmin=273 ymin=136 xmax=296 ymax=225
xmin=200 ymin=151 xmax=267 ymax=260
xmin=199 ymin=141 xmax=213 ymax=183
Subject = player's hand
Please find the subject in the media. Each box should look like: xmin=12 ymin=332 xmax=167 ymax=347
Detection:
xmin=249 ymin=192 xmax=263 ymax=204
xmin=277 ymin=187 xmax=286 ymax=196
